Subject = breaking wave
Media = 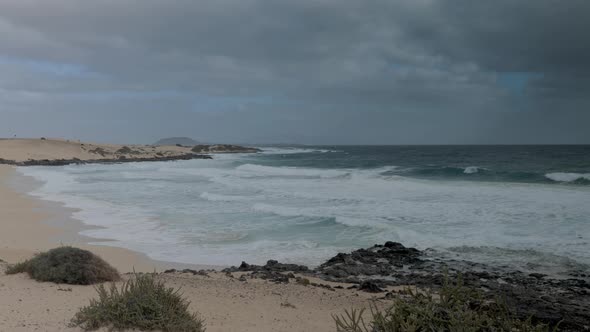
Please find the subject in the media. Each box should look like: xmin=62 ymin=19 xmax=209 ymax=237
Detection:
xmin=463 ymin=166 xmax=480 ymax=174
xmin=545 ymin=172 xmax=590 ymax=183
xmin=394 ymin=166 xmax=590 ymax=185
xmin=14 ymin=145 xmax=590 ymax=272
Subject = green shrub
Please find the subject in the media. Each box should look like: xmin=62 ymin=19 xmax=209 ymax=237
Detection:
xmin=5 ymin=260 xmax=28 ymax=274
xmin=334 ymin=275 xmax=557 ymax=332
xmin=5 ymin=247 xmax=119 ymax=285
xmin=116 ymin=146 xmax=133 ymax=154
xmin=191 ymin=145 xmax=210 ymax=153
xmin=296 ymin=277 xmax=311 ymax=286
xmin=71 ymin=273 xmax=205 ymax=331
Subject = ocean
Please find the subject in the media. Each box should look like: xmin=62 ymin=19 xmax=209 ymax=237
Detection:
xmin=16 ymin=145 xmax=590 ymax=277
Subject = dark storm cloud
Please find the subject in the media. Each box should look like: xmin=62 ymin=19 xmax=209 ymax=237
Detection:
xmin=0 ymin=0 xmax=588 ymax=143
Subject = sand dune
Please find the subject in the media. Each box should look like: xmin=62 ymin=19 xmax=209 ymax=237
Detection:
xmin=0 ymin=138 xmax=198 ymax=163
xmin=0 ymin=138 xmax=258 ymax=165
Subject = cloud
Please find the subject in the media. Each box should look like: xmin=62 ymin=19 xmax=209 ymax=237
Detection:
xmin=0 ymin=0 xmax=588 ymax=143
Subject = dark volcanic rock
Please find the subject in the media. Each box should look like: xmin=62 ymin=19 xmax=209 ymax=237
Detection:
xmin=314 ymin=242 xmax=590 ymax=331
xmin=358 ymin=280 xmax=385 ymax=293
xmin=182 ymin=242 xmax=589 ymax=330
xmin=222 ymin=259 xmax=309 ymax=285
xmin=223 ymin=260 xmax=309 ymax=273
xmin=265 ymin=260 xmax=309 ymax=272
xmin=316 ymin=242 xmax=421 ymax=279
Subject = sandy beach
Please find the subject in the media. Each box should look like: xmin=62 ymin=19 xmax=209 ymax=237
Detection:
xmin=0 ymin=164 xmax=163 ymax=271
xmin=0 ymin=164 xmax=382 ymax=331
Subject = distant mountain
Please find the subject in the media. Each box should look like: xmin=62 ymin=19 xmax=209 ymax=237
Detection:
xmin=153 ymin=137 xmax=200 ymax=146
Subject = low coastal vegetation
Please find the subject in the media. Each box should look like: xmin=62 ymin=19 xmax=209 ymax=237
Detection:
xmin=2 ymin=241 xmax=583 ymax=330
xmin=333 ymin=275 xmax=556 ymax=332
xmin=70 ymin=273 xmax=205 ymax=332
xmin=191 ymin=144 xmax=261 ymax=153
xmin=5 ymin=247 xmax=119 ymax=285
xmin=115 ymin=145 xmax=140 ymax=155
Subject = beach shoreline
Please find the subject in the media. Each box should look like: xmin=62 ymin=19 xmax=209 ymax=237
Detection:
xmin=0 ymin=164 xmax=216 ymax=272
xmin=1 ymin=143 xmax=588 ymax=331
xmin=1 ymin=164 xmax=386 ymax=331
xmin=0 ymin=137 xmax=261 ymax=270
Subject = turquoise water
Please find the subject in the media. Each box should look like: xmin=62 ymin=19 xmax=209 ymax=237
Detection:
xmin=18 ymin=145 xmax=590 ymax=276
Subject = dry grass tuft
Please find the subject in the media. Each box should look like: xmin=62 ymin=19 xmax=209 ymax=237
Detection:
xmin=70 ymin=273 xmax=205 ymax=331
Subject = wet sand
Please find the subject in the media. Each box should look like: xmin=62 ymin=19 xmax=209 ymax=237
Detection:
xmin=0 ymin=164 xmax=381 ymax=331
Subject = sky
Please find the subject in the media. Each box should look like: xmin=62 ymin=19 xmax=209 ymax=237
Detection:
xmin=1 ymin=0 xmax=589 ymax=145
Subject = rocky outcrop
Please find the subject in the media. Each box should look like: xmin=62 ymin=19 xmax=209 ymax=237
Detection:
xmin=315 ymin=241 xmax=421 ymax=279
xmin=223 ymin=259 xmax=309 ymax=273
xmin=219 ymin=242 xmax=589 ymax=331
xmin=313 ymin=242 xmax=590 ymax=330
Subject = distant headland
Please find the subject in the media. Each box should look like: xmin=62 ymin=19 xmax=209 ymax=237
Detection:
xmin=0 ymin=138 xmax=260 ymax=166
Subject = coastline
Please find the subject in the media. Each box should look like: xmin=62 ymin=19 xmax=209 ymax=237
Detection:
xmin=0 ymin=137 xmax=261 ymax=270
xmin=1 ymin=143 xmax=588 ymax=330
xmin=0 ymin=164 xmax=211 ymax=272
xmin=0 ymin=164 xmax=384 ymax=331
xmin=0 ymin=138 xmax=259 ymax=166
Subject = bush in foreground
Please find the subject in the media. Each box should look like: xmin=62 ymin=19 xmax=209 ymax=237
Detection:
xmin=5 ymin=247 xmax=119 ymax=285
xmin=71 ymin=273 xmax=205 ymax=331
xmin=334 ymin=275 xmax=557 ymax=332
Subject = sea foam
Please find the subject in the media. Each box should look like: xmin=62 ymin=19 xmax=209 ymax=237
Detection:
xmin=463 ymin=166 xmax=480 ymax=174
xmin=14 ymin=150 xmax=590 ymax=272
xmin=545 ymin=172 xmax=590 ymax=183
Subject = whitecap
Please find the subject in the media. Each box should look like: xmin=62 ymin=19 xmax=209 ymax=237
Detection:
xmin=259 ymin=147 xmax=339 ymax=154
xmin=14 ymin=156 xmax=590 ymax=272
xmin=545 ymin=172 xmax=590 ymax=182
